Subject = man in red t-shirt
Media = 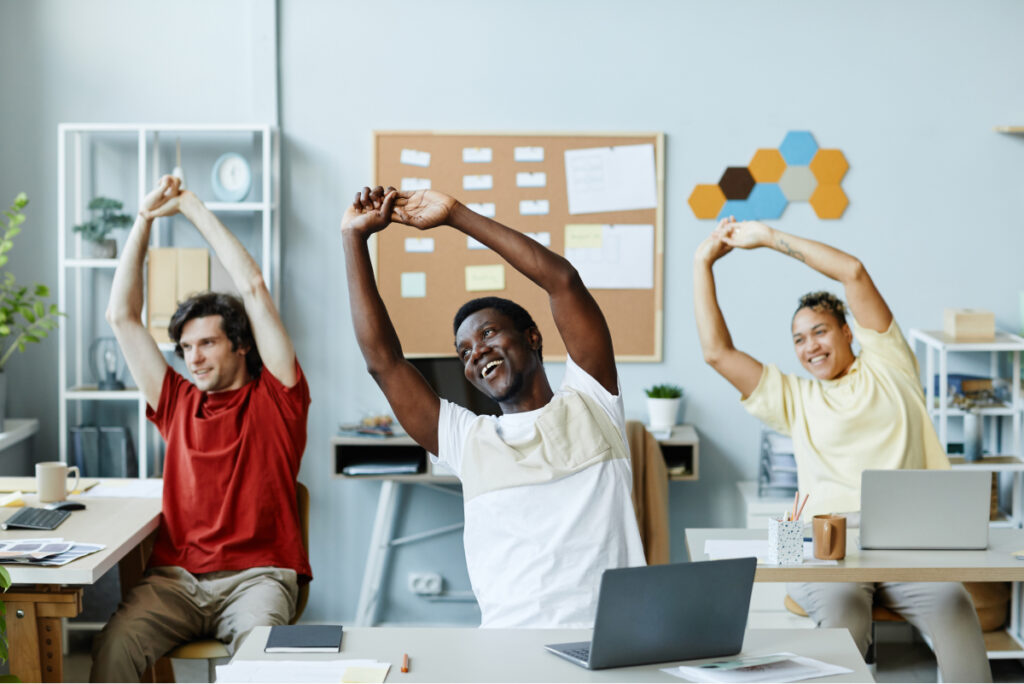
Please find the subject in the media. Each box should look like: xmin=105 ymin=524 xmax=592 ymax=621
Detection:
xmin=91 ymin=177 xmax=311 ymax=682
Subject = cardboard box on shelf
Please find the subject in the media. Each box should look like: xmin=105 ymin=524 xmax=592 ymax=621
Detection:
xmin=147 ymin=247 xmax=209 ymax=344
xmin=943 ymin=308 xmax=995 ymax=342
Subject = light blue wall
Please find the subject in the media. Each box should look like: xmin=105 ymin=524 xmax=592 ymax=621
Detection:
xmin=5 ymin=0 xmax=1024 ymax=626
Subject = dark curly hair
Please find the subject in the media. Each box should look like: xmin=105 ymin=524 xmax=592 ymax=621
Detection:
xmin=453 ymin=296 xmax=542 ymax=362
xmin=793 ymin=291 xmax=848 ymax=328
xmin=168 ymin=292 xmax=262 ymax=378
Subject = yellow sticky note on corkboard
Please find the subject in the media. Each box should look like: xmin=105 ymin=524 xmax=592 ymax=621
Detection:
xmin=465 ymin=264 xmax=505 ymax=292
xmin=565 ymin=224 xmax=604 ymax=249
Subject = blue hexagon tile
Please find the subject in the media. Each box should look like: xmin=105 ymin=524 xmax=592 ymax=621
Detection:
xmin=779 ymin=131 xmax=819 ymax=165
xmin=745 ymin=183 xmax=788 ymax=220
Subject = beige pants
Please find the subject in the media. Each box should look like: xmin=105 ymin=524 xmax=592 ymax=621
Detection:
xmin=788 ymin=581 xmax=991 ymax=683
xmin=90 ymin=566 xmax=298 ymax=683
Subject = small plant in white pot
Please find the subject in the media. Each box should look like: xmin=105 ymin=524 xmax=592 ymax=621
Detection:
xmin=645 ymin=384 xmax=683 ymax=431
xmin=73 ymin=196 xmax=133 ymax=258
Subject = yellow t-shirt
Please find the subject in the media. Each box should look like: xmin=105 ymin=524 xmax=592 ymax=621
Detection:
xmin=742 ymin=319 xmax=949 ymax=518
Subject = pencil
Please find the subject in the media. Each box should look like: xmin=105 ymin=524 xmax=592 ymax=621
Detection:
xmin=791 ymin=491 xmax=799 ymax=522
xmin=402 ymin=653 xmax=409 ymax=673
xmin=795 ymin=493 xmax=809 ymax=521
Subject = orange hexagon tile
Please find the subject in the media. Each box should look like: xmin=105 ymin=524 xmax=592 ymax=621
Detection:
xmin=809 ymin=184 xmax=848 ymax=219
xmin=809 ymin=149 xmax=849 ymax=184
xmin=748 ymin=148 xmax=786 ymax=183
xmin=688 ymin=184 xmax=726 ymax=219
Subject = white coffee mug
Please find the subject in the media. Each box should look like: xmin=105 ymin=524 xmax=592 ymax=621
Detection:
xmin=36 ymin=461 xmax=81 ymax=503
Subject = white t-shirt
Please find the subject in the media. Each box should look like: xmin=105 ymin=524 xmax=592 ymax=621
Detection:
xmin=434 ymin=356 xmax=646 ymax=628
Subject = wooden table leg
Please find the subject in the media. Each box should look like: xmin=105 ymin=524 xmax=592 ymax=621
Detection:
xmin=2 ymin=587 xmax=82 ymax=683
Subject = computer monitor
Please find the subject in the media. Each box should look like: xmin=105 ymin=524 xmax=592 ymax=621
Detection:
xmin=407 ymin=357 xmax=501 ymax=416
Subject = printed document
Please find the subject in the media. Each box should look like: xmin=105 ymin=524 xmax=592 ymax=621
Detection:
xmin=564 ymin=143 xmax=657 ymax=214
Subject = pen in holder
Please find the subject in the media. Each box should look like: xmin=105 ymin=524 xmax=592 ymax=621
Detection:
xmin=768 ymin=516 xmax=804 ymax=565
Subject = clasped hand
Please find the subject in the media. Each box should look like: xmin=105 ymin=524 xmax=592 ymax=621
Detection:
xmin=341 ymin=185 xmax=457 ymax=236
xmin=696 ymin=216 xmax=774 ymax=264
xmin=138 ymin=175 xmax=193 ymax=220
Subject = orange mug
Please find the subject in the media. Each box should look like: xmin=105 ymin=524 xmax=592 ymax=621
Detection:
xmin=813 ymin=514 xmax=847 ymax=560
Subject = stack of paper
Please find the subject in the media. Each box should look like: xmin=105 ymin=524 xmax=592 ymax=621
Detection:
xmin=216 ymin=660 xmax=390 ymax=683
xmin=0 ymin=538 xmax=105 ymax=566
xmin=662 ymin=652 xmax=852 ymax=683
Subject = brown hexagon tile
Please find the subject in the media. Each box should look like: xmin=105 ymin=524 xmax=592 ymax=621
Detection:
xmin=809 ymin=149 xmax=849 ymax=184
xmin=809 ymin=184 xmax=848 ymax=219
xmin=718 ymin=166 xmax=755 ymax=200
xmin=688 ymin=184 xmax=726 ymax=219
xmin=748 ymin=149 xmax=786 ymax=183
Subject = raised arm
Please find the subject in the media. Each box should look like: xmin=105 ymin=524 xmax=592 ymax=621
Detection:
xmin=106 ymin=178 xmax=177 ymax=409
xmin=693 ymin=222 xmax=764 ymax=398
xmin=143 ymin=189 xmax=297 ymax=387
xmin=341 ymin=187 xmax=441 ymax=454
xmin=393 ymin=190 xmax=617 ymax=394
xmin=720 ymin=219 xmax=893 ymax=332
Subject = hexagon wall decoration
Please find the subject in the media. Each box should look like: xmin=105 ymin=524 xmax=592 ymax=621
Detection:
xmin=688 ymin=184 xmax=726 ymax=219
xmin=689 ymin=131 xmax=849 ymax=220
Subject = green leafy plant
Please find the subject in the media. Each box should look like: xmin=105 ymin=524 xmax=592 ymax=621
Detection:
xmin=645 ymin=384 xmax=683 ymax=399
xmin=1 ymin=193 xmax=63 ymax=370
xmin=1 ymin=564 xmax=9 ymax=667
xmin=72 ymin=196 xmax=132 ymax=243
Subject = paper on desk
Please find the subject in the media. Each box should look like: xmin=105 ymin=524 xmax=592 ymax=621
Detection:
xmin=662 ymin=652 xmax=852 ymax=683
xmin=216 ymin=660 xmax=387 ymax=683
xmin=703 ymin=540 xmax=838 ymax=566
xmin=81 ymin=479 xmax=163 ymax=498
xmin=0 ymin=539 xmax=105 ymax=566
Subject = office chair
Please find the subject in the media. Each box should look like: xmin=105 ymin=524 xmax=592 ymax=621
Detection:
xmin=160 ymin=482 xmax=311 ymax=683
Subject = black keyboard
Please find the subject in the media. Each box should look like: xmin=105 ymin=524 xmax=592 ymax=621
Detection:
xmin=2 ymin=507 xmax=71 ymax=531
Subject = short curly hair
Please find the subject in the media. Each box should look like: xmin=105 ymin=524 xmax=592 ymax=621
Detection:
xmin=793 ymin=291 xmax=848 ymax=327
xmin=453 ymin=296 xmax=542 ymax=362
xmin=168 ymin=291 xmax=263 ymax=378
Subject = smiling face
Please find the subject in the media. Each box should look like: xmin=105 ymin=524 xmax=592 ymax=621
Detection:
xmin=791 ymin=307 xmax=856 ymax=381
xmin=179 ymin=315 xmax=251 ymax=392
xmin=455 ymin=308 xmax=543 ymax=405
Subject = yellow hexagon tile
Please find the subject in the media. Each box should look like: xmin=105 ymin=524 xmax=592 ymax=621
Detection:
xmin=688 ymin=184 xmax=726 ymax=219
xmin=809 ymin=184 xmax=848 ymax=219
xmin=809 ymin=149 xmax=849 ymax=184
xmin=748 ymin=149 xmax=786 ymax=183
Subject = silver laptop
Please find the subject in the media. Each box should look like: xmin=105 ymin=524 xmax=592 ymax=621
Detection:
xmin=860 ymin=470 xmax=990 ymax=550
xmin=545 ymin=557 xmax=756 ymax=670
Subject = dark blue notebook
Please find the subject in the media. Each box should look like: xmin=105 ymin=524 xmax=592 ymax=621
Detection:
xmin=264 ymin=625 xmax=343 ymax=653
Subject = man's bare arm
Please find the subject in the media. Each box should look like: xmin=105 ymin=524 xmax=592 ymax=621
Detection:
xmin=106 ymin=178 xmax=177 ymax=410
xmin=341 ymin=187 xmax=440 ymax=454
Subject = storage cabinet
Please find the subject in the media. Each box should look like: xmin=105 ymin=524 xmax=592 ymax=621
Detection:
xmin=57 ymin=123 xmax=279 ymax=477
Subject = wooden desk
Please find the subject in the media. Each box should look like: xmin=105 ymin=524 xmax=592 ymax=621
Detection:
xmin=0 ymin=489 xmax=161 ymax=682
xmin=231 ymin=625 xmax=872 ymax=682
xmin=685 ymin=527 xmax=1024 ymax=658
xmin=336 ymin=426 xmax=699 ymax=626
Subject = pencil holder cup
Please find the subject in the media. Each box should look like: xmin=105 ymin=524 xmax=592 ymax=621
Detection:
xmin=768 ymin=517 xmax=804 ymax=565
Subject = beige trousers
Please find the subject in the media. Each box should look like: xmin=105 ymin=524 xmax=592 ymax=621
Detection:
xmin=788 ymin=581 xmax=991 ymax=683
xmin=90 ymin=565 xmax=298 ymax=683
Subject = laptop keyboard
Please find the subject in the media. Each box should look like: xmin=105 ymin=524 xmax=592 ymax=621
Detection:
xmin=2 ymin=507 xmax=71 ymax=531
xmin=564 ymin=646 xmax=590 ymax=662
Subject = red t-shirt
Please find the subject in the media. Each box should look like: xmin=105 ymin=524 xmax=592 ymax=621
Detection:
xmin=146 ymin=361 xmax=312 ymax=581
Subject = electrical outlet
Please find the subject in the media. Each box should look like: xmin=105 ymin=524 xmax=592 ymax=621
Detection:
xmin=408 ymin=572 xmax=443 ymax=596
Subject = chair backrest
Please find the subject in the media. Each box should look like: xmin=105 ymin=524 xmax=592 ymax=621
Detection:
xmin=291 ymin=481 xmax=310 ymax=623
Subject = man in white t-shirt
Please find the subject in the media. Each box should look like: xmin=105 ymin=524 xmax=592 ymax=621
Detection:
xmin=340 ymin=186 xmax=645 ymax=628
xmin=692 ymin=216 xmax=990 ymax=683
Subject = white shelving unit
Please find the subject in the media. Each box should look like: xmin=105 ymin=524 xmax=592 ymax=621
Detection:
xmin=910 ymin=328 xmax=1024 ymax=658
xmin=909 ymin=329 xmax=1024 ymax=526
xmin=57 ymin=123 xmax=280 ymax=478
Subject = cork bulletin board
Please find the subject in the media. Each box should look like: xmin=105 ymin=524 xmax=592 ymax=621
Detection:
xmin=373 ymin=131 xmax=665 ymax=361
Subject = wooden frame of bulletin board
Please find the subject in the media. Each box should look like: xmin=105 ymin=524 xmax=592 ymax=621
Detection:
xmin=373 ymin=131 xmax=665 ymax=361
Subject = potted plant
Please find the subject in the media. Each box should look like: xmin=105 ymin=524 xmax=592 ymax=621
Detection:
xmin=72 ymin=196 xmax=133 ymax=258
xmin=1 ymin=193 xmax=63 ymax=432
xmin=645 ymin=383 xmax=683 ymax=431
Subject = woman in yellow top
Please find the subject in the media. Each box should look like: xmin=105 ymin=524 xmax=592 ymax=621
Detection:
xmin=693 ymin=217 xmax=990 ymax=683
